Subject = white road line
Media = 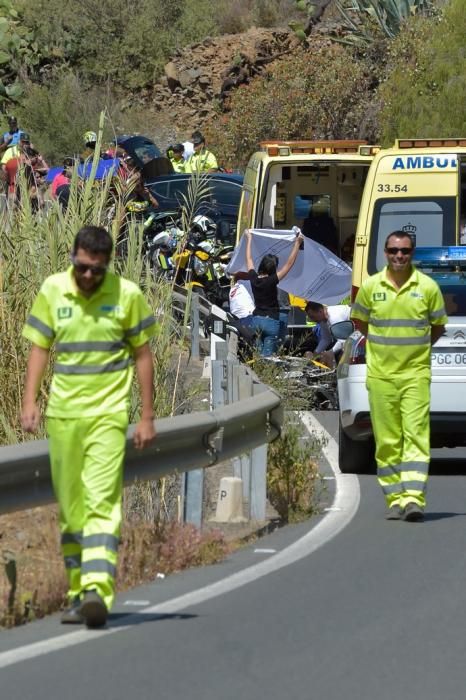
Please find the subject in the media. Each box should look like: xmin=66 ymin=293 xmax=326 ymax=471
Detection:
xmin=299 ymin=411 xmax=341 ymax=474
xmin=0 ymin=411 xmax=360 ymax=670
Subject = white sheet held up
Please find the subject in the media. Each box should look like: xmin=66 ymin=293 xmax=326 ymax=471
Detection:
xmin=227 ymin=228 xmax=351 ymax=305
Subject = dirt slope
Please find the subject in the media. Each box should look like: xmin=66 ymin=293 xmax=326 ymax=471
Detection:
xmin=133 ymin=27 xmax=296 ymax=147
xmin=137 ymin=1 xmax=340 ymax=150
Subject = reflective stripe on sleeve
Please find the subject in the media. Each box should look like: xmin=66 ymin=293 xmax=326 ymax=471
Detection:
xmin=368 ymin=318 xmax=428 ymax=328
xmin=54 ymin=358 xmax=131 ymax=374
xmin=124 ymin=315 xmax=156 ymax=338
xmin=82 ymin=534 xmax=119 ymax=551
xmin=56 ymin=341 xmax=126 ymax=352
xmin=81 ymin=559 xmax=117 ymax=577
xmin=430 ymin=307 xmax=447 ymax=320
xmin=27 ymin=314 xmax=55 ymax=338
xmin=367 ymin=333 xmax=430 ymax=346
xmin=352 ymin=302 xmax=369 ymax=316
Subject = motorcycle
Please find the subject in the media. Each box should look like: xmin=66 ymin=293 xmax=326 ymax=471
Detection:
xmin=144 ymin=211 xmax=184 ymax=277
xmin=171 ymin=215 xmax=237 ymax=306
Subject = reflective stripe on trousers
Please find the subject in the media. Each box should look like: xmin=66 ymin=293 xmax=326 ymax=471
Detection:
xmin=367 ymin=375 xmax=430 ymax=508
xmin=48 ymin=412 xmax=128 ymax=609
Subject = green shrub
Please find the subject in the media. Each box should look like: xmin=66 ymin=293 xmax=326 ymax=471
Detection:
xmin=211 ymin=42 xmax=376 ymax=169
xmin=17 ymin=0 xmax=228 ymax=92
xmin=267 ymin=415 xmax=324 ymax=523
xmin=379 ymin=0 xmax=466 ymax=142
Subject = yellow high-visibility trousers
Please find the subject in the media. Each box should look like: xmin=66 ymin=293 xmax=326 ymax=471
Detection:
xmin=47 ymin=412 xmax=128 ymax=610
xmin=366 ymin=375 xmax=430 ymax=509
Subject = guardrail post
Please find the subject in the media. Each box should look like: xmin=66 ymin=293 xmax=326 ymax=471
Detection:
xmin=211 ymin=359 xmax=227 ymax=409
xmin=249 ymin=381 xmax=268 ymax=522
xmin=227 ymin=359 xmax=242 ymax=483
xmin=236 ymin=365 xmax=253 ymax=501
xmin=183 ymin=293 xmax=207 ymax=527
xmin=183 ymin=469 xmax=203 ymax=528
xmin=185 ymin=307 xmax=228 ymax=527
xmin=190 ymin=292 xmax=200 ymax=360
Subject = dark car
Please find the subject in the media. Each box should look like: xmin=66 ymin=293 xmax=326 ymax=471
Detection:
xmin=117 ymin=135 xmax=173 ymax=180
xmin=147 ymin=172 xmax=244 ymax=244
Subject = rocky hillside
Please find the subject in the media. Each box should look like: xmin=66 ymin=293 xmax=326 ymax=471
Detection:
xmin=131 ymin=27 xmax=295 ymax=147
xmin=135 ymin=1 xmax=338 ymax=149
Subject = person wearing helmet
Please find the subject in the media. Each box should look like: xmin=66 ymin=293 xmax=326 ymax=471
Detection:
xmin=185 ymin=131 xmax=218 ymax=173
xmin=168 ymin=143 xmax=186 ymax=173
xmin=82 ymin=131 xmax=112 ymax=161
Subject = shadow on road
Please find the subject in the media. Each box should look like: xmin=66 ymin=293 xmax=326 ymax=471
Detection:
xmin=423 ymin=511 xmax=466 ymax=522
xmin=108 ymin=612 xmax=197 ymax=627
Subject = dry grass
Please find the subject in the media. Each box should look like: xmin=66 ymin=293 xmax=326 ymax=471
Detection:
xmin=0 ymin=501 xmax=231 ymax=628
xmin=0 ymin=506 xmax=67 ymax=627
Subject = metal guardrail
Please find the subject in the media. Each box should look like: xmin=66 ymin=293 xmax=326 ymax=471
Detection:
xmin=0 ymin=385 xmax=283 ymax=515
xmin=172 ymin=285 xmax=212 ymax=319
xmin=0 ymin=287 xmax=283 ymax=518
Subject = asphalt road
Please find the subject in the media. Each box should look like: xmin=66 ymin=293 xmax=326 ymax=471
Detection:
xmin=1 ymin=411 xmax=466 ymax=700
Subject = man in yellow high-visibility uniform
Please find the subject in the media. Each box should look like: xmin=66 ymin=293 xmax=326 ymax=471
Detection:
xmin=351 ymin=231 xmax=447 ymax=522
xmin=168 ymin=143 xmax=187 ymax=173
xmin=21 ymin=226 xmax=158 ymax=627
xmin=185 ymin=131 xmax=218 ymax=173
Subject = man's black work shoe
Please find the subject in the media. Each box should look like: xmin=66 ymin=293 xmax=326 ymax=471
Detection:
xmin=403 ymin=502 xmax=425 ymax=522
xmin=385 ymin=504 xmax=403 ymax=520
xmin=61 ymin=596 xmax=83 ymax=625
xmin=80 ymin=590 xmax=108 ymax=629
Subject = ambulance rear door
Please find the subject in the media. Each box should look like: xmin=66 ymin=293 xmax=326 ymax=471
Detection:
xmin=237 ymin=154 xmax=263 ymax=243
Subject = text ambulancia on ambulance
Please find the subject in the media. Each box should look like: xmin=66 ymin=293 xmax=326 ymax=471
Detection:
xmin=336 ymin=137 xmax=466 ymax=474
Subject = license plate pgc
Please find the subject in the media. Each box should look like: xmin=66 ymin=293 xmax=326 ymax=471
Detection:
xmin=432 ymin=352 xmax=466 ymax=366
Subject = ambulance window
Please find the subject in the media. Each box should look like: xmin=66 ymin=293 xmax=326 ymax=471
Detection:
xmin=238 ymin=188 xmax=254 ymax=236
xmin=368 ymin=198 xmax=456 ymax=273
xmin=294 ymin=194 xmax=331 ymax=221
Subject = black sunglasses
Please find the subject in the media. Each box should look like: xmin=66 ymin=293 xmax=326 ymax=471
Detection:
xmin=72 ymin=259 xmax=108 ymax=276
xmin=385 ymin=247 xmax=413 ymax=255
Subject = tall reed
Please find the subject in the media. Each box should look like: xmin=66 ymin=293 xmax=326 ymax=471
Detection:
xmin=0 ymin=141 xmax=186 ymax=442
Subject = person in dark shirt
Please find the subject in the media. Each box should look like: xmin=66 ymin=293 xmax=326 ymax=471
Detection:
xmin=245 ymin=229 xmax=304 ymax=356
xmin=302 ymin=212 xmax=338 ymax=255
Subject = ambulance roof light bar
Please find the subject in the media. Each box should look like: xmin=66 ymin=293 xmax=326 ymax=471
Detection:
xmin=396 ymin=138 xmax=466 ymax=149
xmin=259 ymin=140 xmax=369 ymax=157
xmin=359 ymin=145 xmax=381 ymax=156
xmin=412 ymin=246 xmax=466 ymax=270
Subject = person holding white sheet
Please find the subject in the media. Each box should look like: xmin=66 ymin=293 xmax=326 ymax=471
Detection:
xmin=245 ymin=228 xmax=303 ymax=356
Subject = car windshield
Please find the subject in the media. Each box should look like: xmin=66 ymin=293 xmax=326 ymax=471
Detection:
xmin=167 ymin=179 xmax=190 ymax=204
xmin=429 ymin=272 xmax=466 ymax=317
xmin=134 ymin=143 xmax=160 ymax=164
xmin=211 ymin=180 xmax=241 ymax=206
xmin=368 ymin=197 xmax=456 ymax=274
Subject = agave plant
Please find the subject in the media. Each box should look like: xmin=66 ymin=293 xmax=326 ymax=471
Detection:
xmin=335 ymin=0 xmax=436 ymax=44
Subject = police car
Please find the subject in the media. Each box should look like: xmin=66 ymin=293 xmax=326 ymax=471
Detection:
xmin=336 ymin=246 xmax=466 ymax=473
